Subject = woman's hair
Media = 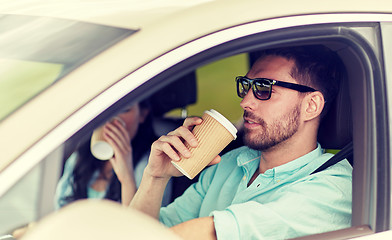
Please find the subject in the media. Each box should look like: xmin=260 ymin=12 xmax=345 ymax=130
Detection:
xmin=61 ymin=98 xmax=157 ymax=205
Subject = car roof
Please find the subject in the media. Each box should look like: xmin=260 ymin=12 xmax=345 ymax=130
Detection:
xmin=1 ymin=0 xmax=392 ymax=171
xmin=0 ymin=0 xmax=392 ymax=29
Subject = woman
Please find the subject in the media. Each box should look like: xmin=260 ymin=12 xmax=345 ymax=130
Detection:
xmin=54 ymin=100 xmax=159 ymax=208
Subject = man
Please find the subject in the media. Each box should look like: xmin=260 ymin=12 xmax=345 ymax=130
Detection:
xmin=130 ymin=45 xmax=352 ymax=239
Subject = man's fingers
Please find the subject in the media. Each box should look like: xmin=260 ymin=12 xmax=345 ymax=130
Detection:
xmin=168 ymin=124 xmax=199 ymax=148
xmin=208 ymin=155 xmax=221 ymax=166
xmin=183 ymin=117 xmax=202 ymax=130
xmin=154 ymin=135 xmax=191 ymax=160
xmin=165 ymin=117 xmax=203 ymax=148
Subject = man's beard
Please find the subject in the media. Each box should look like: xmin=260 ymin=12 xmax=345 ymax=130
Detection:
xmin=243 ymin=105 xmax=301 ymax=151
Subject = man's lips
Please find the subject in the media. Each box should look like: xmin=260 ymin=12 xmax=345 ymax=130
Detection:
xmin=244 ymin=118 xmax=257 ymax=124
xmin=243 ymin=117 xmax=260 ymax=128
xmin=243 ymin=111 xmax=264 ymax=129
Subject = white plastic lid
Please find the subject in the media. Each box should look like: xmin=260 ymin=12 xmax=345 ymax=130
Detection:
xmin=205 ymin=109 xmax=237 ymax=139
xmin=91 ymin=141 xmax=114 ymax=160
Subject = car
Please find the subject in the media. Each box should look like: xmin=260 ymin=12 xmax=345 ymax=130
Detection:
xmin=0 ymin=0 xmax=392 ymax=239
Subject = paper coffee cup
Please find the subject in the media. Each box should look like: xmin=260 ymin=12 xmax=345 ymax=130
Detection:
xmin=171 ymin=109 xmax=237 ymax=179
xmin=91 ymin=117 xmax=125 ymax=160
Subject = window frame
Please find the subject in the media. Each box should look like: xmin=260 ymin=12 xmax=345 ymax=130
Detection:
xmin=129 ymin=22 xmax=387 ymax=238
xmin=87 ymin=21 xmax=388 ymax=238
xmin=380 ymin=21 xmax=392 ymax=230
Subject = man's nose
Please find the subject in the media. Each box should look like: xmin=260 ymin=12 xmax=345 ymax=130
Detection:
xmin=240 ymin=90 xmax=258 ymax=110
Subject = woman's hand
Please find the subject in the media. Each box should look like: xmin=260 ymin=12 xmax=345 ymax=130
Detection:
xmin=104 ymin=118 xmax=134 ymax=183
xmin=103 ymin=118 xmax=137 ymax=205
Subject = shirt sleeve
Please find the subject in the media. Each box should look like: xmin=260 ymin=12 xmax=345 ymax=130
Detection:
xmin=53 ymin=153 xmax=78 ymax=209
xmin=159 ymin=164 xmax=218 ymax=227
xmin=211 ymin=168 xmax=352 ymax=240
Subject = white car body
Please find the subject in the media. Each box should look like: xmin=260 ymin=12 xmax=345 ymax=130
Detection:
xmin=1 ymin=0 xmax=392 ymax=239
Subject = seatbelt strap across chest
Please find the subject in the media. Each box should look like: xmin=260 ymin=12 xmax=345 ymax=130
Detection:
xmin=311 ymin=141 xmax=353 ymax=175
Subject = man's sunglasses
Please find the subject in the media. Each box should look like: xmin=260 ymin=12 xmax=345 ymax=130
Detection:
xmin=236 ymin=76 xmax=317 ymax=100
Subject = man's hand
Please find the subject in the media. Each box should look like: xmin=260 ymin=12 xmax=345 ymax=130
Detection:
xmin=130 ymin=117 xmax=220 ymax=218
xmin=12 ymin=222 xmax=36 ymax=239
xmin=144 ymin=117 xmax=203 ymax=179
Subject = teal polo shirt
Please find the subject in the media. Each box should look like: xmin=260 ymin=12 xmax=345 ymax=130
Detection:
xmin=160 ymin=144 xmax=352 ymax=239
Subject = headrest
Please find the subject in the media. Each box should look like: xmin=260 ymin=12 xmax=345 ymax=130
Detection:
xmin=150 ymin=72 xmax=197 ymax=116
xmin=317 ymin=75 xmax=352 ymax=149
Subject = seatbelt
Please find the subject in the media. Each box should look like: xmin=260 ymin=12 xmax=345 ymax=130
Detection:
xmin=311 ymin=141 xmax=353 ymax=175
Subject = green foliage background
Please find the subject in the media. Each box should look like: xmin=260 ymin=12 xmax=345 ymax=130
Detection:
xmin=168 ymin=54 xmax=249 ymax=123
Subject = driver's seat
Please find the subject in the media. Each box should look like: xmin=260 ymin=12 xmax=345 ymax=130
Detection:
xmin=314 ymin=62 xmax=353 ymax=172
xmin=317 ymin=70 xmax=352 ymax=151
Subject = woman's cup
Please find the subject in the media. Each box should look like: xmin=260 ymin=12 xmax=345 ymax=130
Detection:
xmin=90 ymin=117 xmax=125 ymax=160
xmin=171 ymin=109 xmax=237 ymax=179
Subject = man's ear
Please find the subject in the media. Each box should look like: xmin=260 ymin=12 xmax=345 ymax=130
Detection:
xmin=302 ymin=91 xmax=325 ymax=121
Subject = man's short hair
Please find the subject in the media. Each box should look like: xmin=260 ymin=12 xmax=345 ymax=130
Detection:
xmin=254 ymin=45 xmax=345 ymax=117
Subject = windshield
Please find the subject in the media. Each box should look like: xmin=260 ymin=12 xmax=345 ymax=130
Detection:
xmin=0 ymin=14 xmax=136 ymax=121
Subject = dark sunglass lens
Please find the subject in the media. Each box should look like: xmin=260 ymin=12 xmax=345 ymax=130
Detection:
xmin=254 ymin=81 xmax=271 ymax=100
xmin=237 ymin=78 xmax=250 ymax=98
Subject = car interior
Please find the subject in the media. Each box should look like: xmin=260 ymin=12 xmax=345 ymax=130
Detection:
xmin=158 ymin=48 xmax=353 ymax=200
xmin=61 ymin=42 xmax=355 ymax=211
xmin=147 ymin=45 xmax=354 ymax=202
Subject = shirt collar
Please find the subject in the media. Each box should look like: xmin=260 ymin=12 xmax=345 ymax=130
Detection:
xmin=237 ymin=148 xmax=260 ymax=167
xmin=236 ymin=144 xmax=324 ymax=178
xmin=266 ymin=143 xmax=323 ymax=177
